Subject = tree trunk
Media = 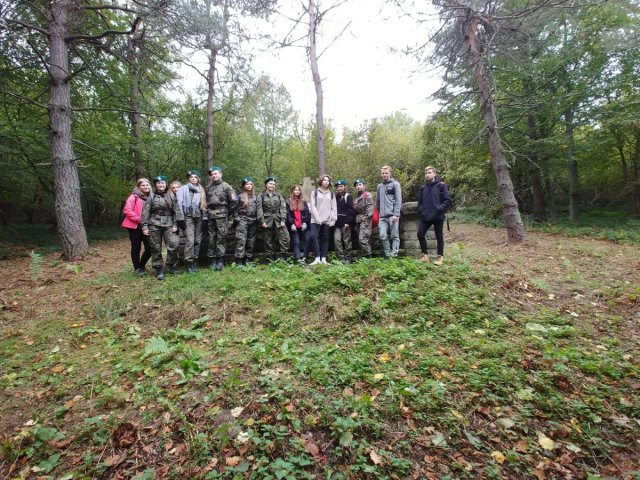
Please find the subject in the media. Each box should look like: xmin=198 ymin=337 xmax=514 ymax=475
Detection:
xmin=308 ymin=0 xmax=326 ymax=176
xmin=464 ymin=14 xmax=525 ymax=242
xmin=127 ymin=35 xmax=144 ymax=179
xmin=564 ymin=108 xmax=579 ymax=223
xmin=206 ymin=40 xmax=217 ymax=169
xmin=48 ymin=0 xmax=89 ymax=260
xmin=527 ymin=113 xmax=546 ymax=222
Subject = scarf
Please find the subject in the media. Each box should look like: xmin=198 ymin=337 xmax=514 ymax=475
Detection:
xmin=178 ymin=183 xmax=202 ymax=216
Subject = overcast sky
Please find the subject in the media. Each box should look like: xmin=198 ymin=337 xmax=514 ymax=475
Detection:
xmin=250 ymin=0 xmax=442 ymax=132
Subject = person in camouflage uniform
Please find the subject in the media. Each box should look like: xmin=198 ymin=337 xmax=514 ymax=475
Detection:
xmin=176 ymin=170 xmax=207 ymax=273
xmin=204 ymin=166 xmax=237 ymax=271
xmin=170 ymin=180 xmax=186 ymax=265
xmin=141 ymin=175 xmax=184 ymax=280
xmin=334 ymin=179 xmax=356 ymax=264
xmin=353 ymin=179 xmax=375 ymax=259
xmin=234 ymin=176 xmax=258 ymax=267
xmin=257 ymin=177 xmax=290 ymax=261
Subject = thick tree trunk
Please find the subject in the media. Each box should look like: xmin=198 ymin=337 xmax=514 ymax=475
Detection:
xmin=127 ymin=36 xmax=144 ymax=179
xmin=527 ymin=113 xmax=546 ymax=222
xmin=464 ymin=15 xmax=525 ymax=242
xmin=308 ymin=0 xmax=326 ymax=176
xmin=48 ymin=0 xmax=89 ymax=260
xmin=206 ymin=41 xmax=216 ymax=169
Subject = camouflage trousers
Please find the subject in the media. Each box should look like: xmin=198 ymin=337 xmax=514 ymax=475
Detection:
xmin=235 ymin=218 xmax=258 ymax=259
xmin=148 ymin=225 xmax=179 ymax=269
xmin=355 ymin=219 xmax=372 ymax=256
xmin=184 ymin=216 xmax=203 ymax=262
xmin=207 ymin=217 xmax=228 ymax=258
xmin=333 ymin=225 xmax=353 ymax=260
xmin=263 ymin=224 xmax=290 ymax=258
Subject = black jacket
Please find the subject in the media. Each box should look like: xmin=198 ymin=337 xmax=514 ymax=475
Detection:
xmin=286 ymin=200 xmax=311 ymax=228
xmin=335 ymin=192 xmax=356 ymax=228
xmin=418 ymin=176 xmax=452 ymax=222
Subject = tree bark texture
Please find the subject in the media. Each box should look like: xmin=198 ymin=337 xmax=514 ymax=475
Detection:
xmin=464 ymin=14 xmax=525 ymax=242
xmin=206 ymin=40 xmax=216 ymax=169
xmin=127 ymin=35 xmax=144 ymax=179
xmin=308 ymin=0 xmax=326 ymax=176
xmin=48 ymin=0 xmax=89 ymax=259
xmin=564 ymin=108 xmax=579 ymax=222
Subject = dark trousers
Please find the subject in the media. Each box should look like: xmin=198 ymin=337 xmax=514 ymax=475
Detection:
xmin=417 ymin=219 xmax=445 ymax=256
xmin=311 ymin=223 xmax=330 ymax=258
xmin=127 ymin=226 xmax=151 ymax=270
xmin=291 ymin=228 xmax=312 ymax=259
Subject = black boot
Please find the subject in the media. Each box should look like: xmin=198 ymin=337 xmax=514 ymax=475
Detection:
xmin=215 ymin=257 xmax=224 ymax=271
xmin=235 ymin=258 xmax=244 ymax=267
xmin=209 ymin=257 xmax=217 ymax=270
xmin=186 ymin=261 xmax=196 ymax=273
xmin=167 ymin=264 xmax=178 ymax=274
xmin=155 ymin=268 xmax=164 ymax=281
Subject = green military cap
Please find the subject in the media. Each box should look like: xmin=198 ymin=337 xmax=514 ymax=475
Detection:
xmin=241 ymin=176 xmax=255 ymax=186
xmin=208 ymin=166 xmax=222 ymax=173
xmin=186 ymin=169 xmax=201 ymax=178
xmin=353 ymin=179 xmax=365 ymax=187
xmin=264 ymin=176 xmax=276 ymax=185
xmin=335 ymin=179 xmax=347 ymax=186
xmin=153 ymin=175 xmax=168 ymax=183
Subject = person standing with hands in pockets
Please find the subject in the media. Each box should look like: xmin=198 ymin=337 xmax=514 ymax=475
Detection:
xmin=309 ymin=175 xmax=337 ymax=265
xmin=376 ymin=166 xmax=402 ymax=258
xmin=334 ymin=180 xmax=355 ymax=264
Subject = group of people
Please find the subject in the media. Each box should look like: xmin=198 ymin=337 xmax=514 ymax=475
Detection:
xmin=121 ymin=165 xmax=452 ymax=280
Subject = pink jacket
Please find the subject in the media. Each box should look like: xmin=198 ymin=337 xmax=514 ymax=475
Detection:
xmin=121 ymin=193 xmax=145 ymax=229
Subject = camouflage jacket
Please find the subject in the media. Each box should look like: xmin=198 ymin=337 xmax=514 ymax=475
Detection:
xmin=257 ymin=192 xmax=286 ymax=227
xmin=204 ymin=180 xmax=237 ymax=219
xmin=354 ymin=191 xmax=375 ymax=224
xmin=235 ymin=193 xmax=258 ymax=221
xmin=141 ymin=192 xmax=184 ymax=229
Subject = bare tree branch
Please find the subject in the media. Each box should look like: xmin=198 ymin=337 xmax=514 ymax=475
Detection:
xmin=65 ymin=16 xmax=142 ymax=42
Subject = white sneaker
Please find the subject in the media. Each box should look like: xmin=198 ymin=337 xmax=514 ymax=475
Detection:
xmin=309 ymin=257 xmax=321 ymax=266
xmin=321 ymin=258 xmax=328 ymax=265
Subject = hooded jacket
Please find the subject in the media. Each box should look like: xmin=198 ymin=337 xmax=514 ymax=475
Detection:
xmin=418 ymin=176 xmax=452 ymax=222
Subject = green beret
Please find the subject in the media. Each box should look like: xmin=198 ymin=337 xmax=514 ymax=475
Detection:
xmin=335 ymin=179 xmax=347 ymax=186
xmin=208 ymin=166 xmax=222 ymax=173
xmin=153 ymin=175 xmax=168 ymax=183
xmin=241 ymin=176 xmax=255 ymax=186
xmin=353 ymin=179 xmax=365 ymax=187
xmin=187 ymin=169 xmax=201 ymax=178
xmin=264 ymin=176 xmax=276 ymax=185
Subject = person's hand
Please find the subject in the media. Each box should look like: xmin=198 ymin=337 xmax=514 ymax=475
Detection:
xmin=142 ymin=228 xmax=149 ymax=236
xmin=344 ymin=224 xmax=350 ymax=229
xmin=291 ymin=224 xmax=297 ymax=232
xmin=171 ymin=226 xmax=178 ymax=233
xmin=177 ymin=220 xmax=187 ymax=231
xmin=261 ymin=222 xmax=267 ymax=229
xmin=201 ymin=219 xmax=209 ymax=232
xmin=280 ymin=221 xmax=286 ymax=228
xmin=302 ymin=223 xmax=307 ymax=231
xmin=329 ymin=221 xmax=335 ymax=227
xmin=392 ymin=215 xmax=399 ymax=224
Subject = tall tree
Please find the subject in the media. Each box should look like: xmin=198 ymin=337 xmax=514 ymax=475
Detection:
xmin=3 ymin=0 xmax=142 ymax=258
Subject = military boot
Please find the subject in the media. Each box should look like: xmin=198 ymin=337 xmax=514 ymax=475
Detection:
xmin=215 ymin=258 xmax=224 ymax=271
xmin=235 ymin=258 xmax=244 ymax=267
xmin=186 ymin=261 xmax=196 ymax=273
xmin=167 ymin=264 xmax=178 ymax=274
xmin=209 ymin=258 xmax=217 ymax=270
xmin=155 ymin=268 xmax=165 ymax=281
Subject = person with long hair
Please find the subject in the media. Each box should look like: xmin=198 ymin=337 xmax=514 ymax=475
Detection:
xmin=234 ymin=176 xmax=259 ymax=267
xmin=121 ymin=177 xmax=152 ymax=276
xmin=286 ymin=184 xmax=312 ymax=265
xmin=176 ymin=170 xmax=207 ymax=273
xmin=170 ymin=180 xmax=186 ymax=266
xmin=309 ymin=175 xmax=337 ymax=265
xmin=257 ymin=177 xmax=289 ymax=262
xmin=141 ymin=175 xmax=184 ymax=280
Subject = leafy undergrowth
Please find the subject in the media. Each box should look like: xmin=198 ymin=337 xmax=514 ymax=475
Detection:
xmin=1 ymin=228 xmax=639 ymax=479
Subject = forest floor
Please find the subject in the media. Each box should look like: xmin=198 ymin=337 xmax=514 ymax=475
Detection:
xmin=1 ymin=223 xmax=639 ymax=479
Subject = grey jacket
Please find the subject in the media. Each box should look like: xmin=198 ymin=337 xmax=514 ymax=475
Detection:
xmin=376 ymin=178 xmax=402 ymax=218
xmin=141 ymin=192 xmax=184 ymax=229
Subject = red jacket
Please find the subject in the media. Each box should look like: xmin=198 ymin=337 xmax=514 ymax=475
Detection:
xmin=121 ymin=193 xmax=145 ymax=229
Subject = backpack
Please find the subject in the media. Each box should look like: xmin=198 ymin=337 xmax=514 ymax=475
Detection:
xmin=362 ymin=191 xmax=379 ymax=228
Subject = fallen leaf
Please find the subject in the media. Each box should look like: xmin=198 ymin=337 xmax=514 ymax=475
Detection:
xmin=515 ymin=440 xmax=528 ymax=453
xmin=497 ymin=418 xmax=515 ymax=430
xmin=378 ymin=353 xmax=391 ymax=362
xmin=373 ymin=373 xmax=384 ymax=381
xmin=225 ymin=456 xmax=241 ymax=466
xmin=570 ymin=417 xmax=583 ymax=434
xmin=431 ymin=431 xmax=447 ymax=447
xmin=565 ymin=442 xmax=582 ymax=453
xmin=231 ymin=407 xmax=244 ymax=417
xmin=491 ymin=451 xmax=505 ymax=464
xmin=370 ymin=450 xmax=383 ymax=465
xmin=104 ymin=454 xmax=124 ymax=467
xmin=51 ymin=365 xmax=65 ymax=373
xmin=304 ymin=440 xmax=320 ymax=457
xmin=537 ymin=431 xmax=555 ymax=450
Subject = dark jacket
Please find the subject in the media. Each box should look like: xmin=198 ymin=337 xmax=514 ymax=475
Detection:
xmin=286 ymin=199 xmax=311 ymax=228
xmin=418 ymin=176 xmax=452 ymax=222
xmin=257 ymin=191 xmax=287 ymax=227
xmin=335 ymin=192 xmax=356 ymax=228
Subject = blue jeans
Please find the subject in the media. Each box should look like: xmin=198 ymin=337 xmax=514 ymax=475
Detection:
xmin=291 ymin=228 xmax=312 ymax=259
xmin=378 ymin=216 xmax=400 ymax=257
